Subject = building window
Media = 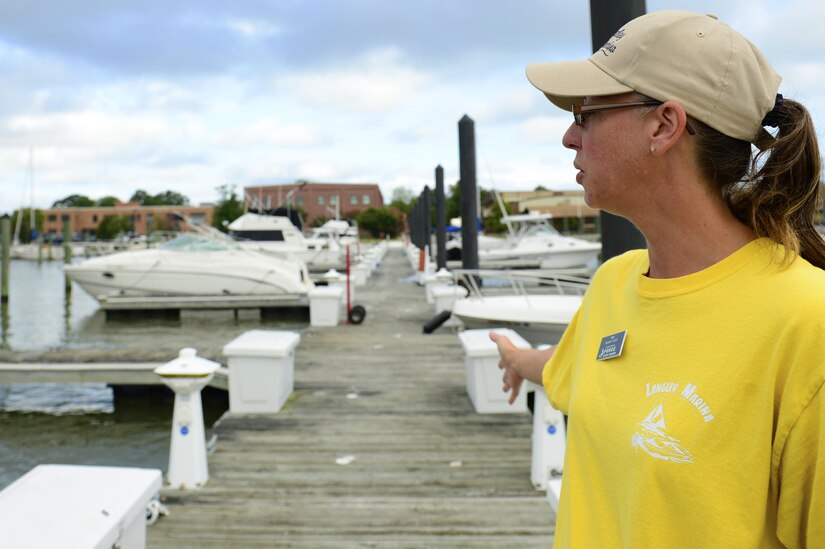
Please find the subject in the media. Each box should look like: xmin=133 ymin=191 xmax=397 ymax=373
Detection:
xmin=297 ymin=196 xmax=304 ymax=206
xmin=189 ymin=214 xmax=206 ymax=226
xmin=265 ymin=196 xmax=272 ymax=209
xmin=330 ymin=196 xmax=338 ymax=205
xmin=92 ymin=215 xmax=98 ymax=223
xmin=48 ymin=215 xmax=56 ymax=222
xmin=350 ymin=195 xmax=358 ymax=205
xmin=317 ymin=196 xmax=325 ymax=206
xmin=362 ymin=195 xmax=371 ymax=205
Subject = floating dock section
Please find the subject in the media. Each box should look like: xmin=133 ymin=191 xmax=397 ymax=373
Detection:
xmin=146 ymin=243 xmax=555 ymax=547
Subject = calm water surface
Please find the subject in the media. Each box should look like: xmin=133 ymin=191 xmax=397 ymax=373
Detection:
xmin=0 ymin=258 xmax=307 ymax=489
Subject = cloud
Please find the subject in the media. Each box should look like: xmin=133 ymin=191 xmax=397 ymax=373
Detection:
xmin=217 ymin=118 xmax=326 ymax=148
xmin=518 ymin=115 xmax=572 ymax=144
xmin=1 ymin=111 xmax=170 ymax=147
xmin=275 ymin=48 xmax=431 ymax=112
xmin=226 ymin=18 xmax=281 ymax=38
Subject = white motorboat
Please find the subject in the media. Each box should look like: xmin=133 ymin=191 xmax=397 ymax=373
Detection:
xmin=64 ymin=233 xmax=314 ymax=302
xmin=446 ymin=214 xmax=601 ymax=271
xmin=482 ymin=213 xmax=600 ymax=270
xmin=310 ymin=219 xmax=360 ymax=247
xmin=227 ymin=213 xmax=344 ymax=270
xmin=450 ymin=270 xmax=588 ymax=346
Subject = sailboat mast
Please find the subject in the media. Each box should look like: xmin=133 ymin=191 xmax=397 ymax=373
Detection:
xmin=29 ymin=148 xmax=35 ymax=240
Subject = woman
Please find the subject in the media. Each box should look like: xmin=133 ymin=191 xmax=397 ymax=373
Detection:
xmin=492 ymin=10 xmax=824 ymax=548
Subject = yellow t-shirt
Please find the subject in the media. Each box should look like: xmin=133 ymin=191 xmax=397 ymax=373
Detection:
xmin=543 ymin=239 xmax=825 ymax=548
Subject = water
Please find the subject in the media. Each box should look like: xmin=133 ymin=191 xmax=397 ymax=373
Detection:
xmin=0 ymin=259 xmax=308 ymax=489
xmin=1 ymin=259 xmax=308 ymax=351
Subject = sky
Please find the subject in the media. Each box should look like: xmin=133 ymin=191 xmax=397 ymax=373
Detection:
xmin=1 ymin=0 xmax=823 ymax=215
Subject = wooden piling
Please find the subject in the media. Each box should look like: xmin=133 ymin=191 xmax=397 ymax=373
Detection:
xmin=62 ymin=219 xmax=72 ymax=293
xmin=1 ymin=215 xmax=10 ymax=303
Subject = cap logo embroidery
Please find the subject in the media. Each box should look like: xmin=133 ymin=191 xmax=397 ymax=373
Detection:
xmin=600 ymin=28 xmax=625 ymax=56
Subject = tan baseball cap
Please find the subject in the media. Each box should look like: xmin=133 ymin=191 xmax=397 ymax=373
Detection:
xmin=526 ymin=10 xmax=782 ymax=143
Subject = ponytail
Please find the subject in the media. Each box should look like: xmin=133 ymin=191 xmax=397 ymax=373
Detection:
xmin=693 ymin=99 xmax=825 ymax=269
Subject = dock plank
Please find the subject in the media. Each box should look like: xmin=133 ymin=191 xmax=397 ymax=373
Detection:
xmin=147 ymin=244 xmax=556 ymax=547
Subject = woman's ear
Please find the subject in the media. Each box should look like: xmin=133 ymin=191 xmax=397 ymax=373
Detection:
xmin=649 ymin=101 xmax=690 ymax=155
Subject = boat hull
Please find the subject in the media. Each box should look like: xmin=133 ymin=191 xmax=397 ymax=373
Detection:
xmin=452 ymin=294 xmax=582 ymax=346
xmin=65 ymin=249 xmax=313 ymax=301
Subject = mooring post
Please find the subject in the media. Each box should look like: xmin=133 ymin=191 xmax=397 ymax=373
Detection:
xmin=458 ymin=114 xmax=479 ymax=271
xmin=423 ymin=186 xmax=432 ymax=268
xmin=62 ymin=218 xmax=72 ymax=293
xmin=590 ymin=0 xmax=647 ymax=260
xmin=1 ymin=215 xmax=10 ymax=303
xmin=435 ymin=165 xmax=447 ymax=270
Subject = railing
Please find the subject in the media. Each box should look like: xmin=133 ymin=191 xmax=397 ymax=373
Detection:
xmin=451 ymin=269 xmax=590 ymax=299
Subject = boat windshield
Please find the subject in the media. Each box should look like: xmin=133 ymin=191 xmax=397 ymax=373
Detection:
xmin=159 ymin=233 xmax=238 ymax=252
xmin=520 ymin=223 xmax=562 ymax=237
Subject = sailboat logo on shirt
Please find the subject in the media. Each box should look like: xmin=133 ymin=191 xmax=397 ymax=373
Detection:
xmin=631 ymin=403 xmax=695 ymax=464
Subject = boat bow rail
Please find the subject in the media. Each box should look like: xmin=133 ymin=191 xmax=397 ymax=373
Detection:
xmin=451 ymin=269 xmax=590 ymax=301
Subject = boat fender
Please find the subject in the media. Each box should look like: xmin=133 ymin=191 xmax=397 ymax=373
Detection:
xmin=422 ymin=310 xmax=452 ymax=334
xmin=348 ymin=305 xmax=367 ymax=325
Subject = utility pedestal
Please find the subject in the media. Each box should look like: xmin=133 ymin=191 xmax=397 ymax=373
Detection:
xmin=154 ymin=348 xmax=221 ymax=490
xmin=528 ymin=382 xmax=566 ymax=491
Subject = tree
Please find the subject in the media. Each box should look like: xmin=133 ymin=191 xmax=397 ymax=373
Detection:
xmin=129 ymin=189 xmax=152 ymax=205
xmin=97 ymin=196 xmax=121 ymax=207
xmin=130 ymin=189 xmax=189 ymax=206
xmin=445 ymin=182 xmax=461 ymax=222
xmin=356 ymin=207 xmax=402 ymax=238
xmin=11 ymin=208 xmax=44 ymax=243
xmin=310 ymin=215 xmax=330 ymax=228
xmin=483 ymin=198 xmax=512 ymax=234
xmin=155 ymin=190 xmax=189 ymax=206
xmin=96 ymin=215 xmax=133 ymax=240
xmin=52 ymin=194 xmax=95 ymax=208
xmin=211 ymin=184 xmax=245 ymax=232
xmin=389 ymin=187 xmax=415 ymax=214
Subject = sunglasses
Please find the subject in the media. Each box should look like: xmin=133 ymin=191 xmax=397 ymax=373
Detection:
xmin=573 ymin=101 xmax=696 ymax=135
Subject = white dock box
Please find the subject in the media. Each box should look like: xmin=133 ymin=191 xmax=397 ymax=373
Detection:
xmin=0 ymin=464 xmax=162 ymax=549
xmin=457 ymin=328 xmax=530 ymax=413
xmin=223 ymin=329 xmax=301 ymax=413
xmin=309 ymin=286 xmax=344 ymax=327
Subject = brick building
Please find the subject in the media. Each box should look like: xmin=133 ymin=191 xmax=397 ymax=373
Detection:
xmin=243 ymin=182 xmax=384 ymax=226
xmin=42 ymin=204 xmax=214 ymax=240
xmin=496 ymin=190 xmax=600 ymax=234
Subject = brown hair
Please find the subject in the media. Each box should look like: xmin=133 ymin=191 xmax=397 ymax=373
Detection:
xmin=692 ymin=99 xmax=825 ymax=269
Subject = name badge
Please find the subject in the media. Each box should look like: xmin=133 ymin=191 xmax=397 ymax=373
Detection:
xmin=596 ymin=330 xmax=627 ymax=361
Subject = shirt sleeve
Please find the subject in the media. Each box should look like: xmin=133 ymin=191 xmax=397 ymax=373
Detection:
xmin=542 ymin=306 xmax=582 ymax=415
xmin=776 ymin=381 xmax=825 ymax=548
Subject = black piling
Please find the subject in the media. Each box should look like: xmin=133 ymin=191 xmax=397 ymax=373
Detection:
xmin=434 ymin=165 xmax=446 ymax=270
xmin=1 ymin=214 xmax=9 ymax=303
xmin=590 ymin=0 xmax=648 ymax=260
xmin=458 ymin=115 xmax=478 ymax=270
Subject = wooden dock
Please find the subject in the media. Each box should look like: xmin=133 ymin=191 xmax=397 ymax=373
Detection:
xmin=147 ymin=244 xmax=556 ymax=547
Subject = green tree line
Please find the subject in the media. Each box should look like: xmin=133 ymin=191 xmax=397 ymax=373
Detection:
xmin=8 ymin=182 xmax=536 ymax=243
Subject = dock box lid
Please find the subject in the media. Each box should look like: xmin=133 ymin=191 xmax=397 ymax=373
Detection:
xmin=458 ymin=328 xmax=531 ymax=357
xmin=223 ymin=329 xmax=301 ymax=358
xmin=0 ymin=464 xmax=162 ymax=549
xmin=309 ymin=286 xmax=344 ymax=298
